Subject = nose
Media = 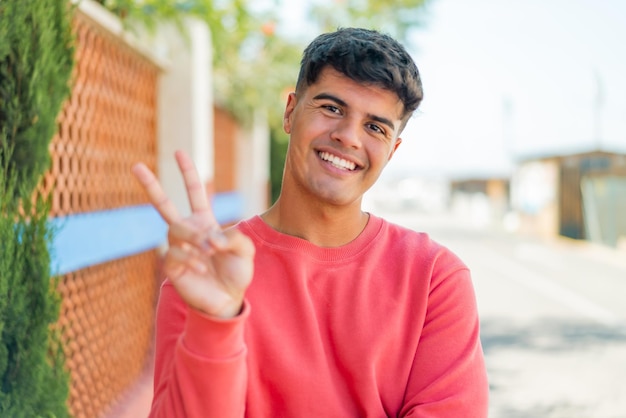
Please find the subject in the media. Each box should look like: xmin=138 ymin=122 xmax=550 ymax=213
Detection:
xmin=330 ymin=117 xmax=362 ymax=149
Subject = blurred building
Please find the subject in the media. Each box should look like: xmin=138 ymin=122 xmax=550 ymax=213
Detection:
xmin=510 ymin=149 xmax=626 ymax=248
xmin=364 ymin=174 xmax=450 ymax=214
xmin=449 ymin=176 xmax=510 ymax=229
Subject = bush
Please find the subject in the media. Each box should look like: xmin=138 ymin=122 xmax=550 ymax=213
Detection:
xmin=0 ymin=159 xmax=69 ymax=417
xmin=0 ymin=0 xmax=74 ymax=416
xmin=0 ymin=0 xmax=75 ymax=200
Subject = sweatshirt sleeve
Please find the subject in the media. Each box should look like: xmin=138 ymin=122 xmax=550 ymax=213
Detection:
xmin=400 ymin=251 xmax=489 ymax=417
xmin=149 ymin=281 xmax=249 ymax=418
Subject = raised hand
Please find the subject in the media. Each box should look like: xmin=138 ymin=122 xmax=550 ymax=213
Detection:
xmin=132 ymin=150 xmax=255 ymax=318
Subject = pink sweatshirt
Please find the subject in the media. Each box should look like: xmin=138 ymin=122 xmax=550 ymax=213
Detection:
xmin=149 ymin=214 xmax=488 ymax=417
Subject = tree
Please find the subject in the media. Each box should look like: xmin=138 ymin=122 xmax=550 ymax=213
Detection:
xmin=94 ymin=0 xmax=302 ymax=123
xmin=94 ymin=0 xmax=432 ymax=201
xmin=0 ymin=1 xmax=75 ymax=416
xmin=311 ymin=0 xmax=430 ymax=46
xmin=0 ymin=0 xmax=75 ymax=199
xmin=0 ymin=161 xmax=68 ymax=418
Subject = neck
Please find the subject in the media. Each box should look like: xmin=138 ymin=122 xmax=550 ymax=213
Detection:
xmin=261 ymin=197 xmax=369 ymax=247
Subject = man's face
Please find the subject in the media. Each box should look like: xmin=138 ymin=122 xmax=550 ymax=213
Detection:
xmin=282 ymin=67 xmax=404 ymax=208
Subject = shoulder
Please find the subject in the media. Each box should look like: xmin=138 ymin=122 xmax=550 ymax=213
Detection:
xmin=376 ymin=216 xmax=469 ymax=280
xmin=379 ymin=216 xmax=464 ymax=259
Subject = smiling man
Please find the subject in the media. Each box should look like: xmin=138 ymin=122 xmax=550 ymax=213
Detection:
xmin=133 ymin=27 xmax=488 ymax=417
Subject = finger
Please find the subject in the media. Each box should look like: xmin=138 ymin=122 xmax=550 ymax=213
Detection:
xmin=168 ymin=221 xmax=211 ymax=248
xmin=165 ymin=245 xmax=208 ymax=275
xmin=132 ymin=162 xmax=180 ymax=224
xmin=206 ymin=228 xmax=255 ymax=258
xmin=175 ymin=150 xmax=216 ymax=223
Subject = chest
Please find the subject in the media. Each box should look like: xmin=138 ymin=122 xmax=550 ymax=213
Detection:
xmin=242 ymin=257 xmax=429 ymax=416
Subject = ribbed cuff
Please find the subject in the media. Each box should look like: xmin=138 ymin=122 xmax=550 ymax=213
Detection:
xmin=183 ymin=301 xmax=250 ymax=359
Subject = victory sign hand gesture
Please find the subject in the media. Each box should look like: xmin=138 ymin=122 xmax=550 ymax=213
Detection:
xmin=132 ymin=151 xmax=255 ymax=318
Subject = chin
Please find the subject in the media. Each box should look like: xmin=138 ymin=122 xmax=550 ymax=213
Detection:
xmin=317 ymin=193 xmax=359 ymax=208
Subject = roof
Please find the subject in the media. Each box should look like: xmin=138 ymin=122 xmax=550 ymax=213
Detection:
xmin=514 ymin=144 xmax=626 ymax=162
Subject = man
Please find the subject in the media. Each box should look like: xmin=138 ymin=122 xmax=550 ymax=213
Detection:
xmin=133 ymin=27 xmax=488 ymax=417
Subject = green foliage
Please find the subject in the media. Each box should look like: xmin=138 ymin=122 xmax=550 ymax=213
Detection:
xmin=94 ymin=0 xmax=300 ymax=124
xmin=0 ymin=0 xmax=75 ymax=201
xmin=311 ymin=0 xmax=431 ymax=47
xmin=269 ymin=124 xmax=289 ymax=203
xmin=93 ymin=0 xmax=432 ymax=201
xmin=0 ymin=155 xmax=69 ymax=418
xmin=94 ymin=0 xmax=303 ymax=202
xmin=0 ymin=1 xmax=74 ymax=416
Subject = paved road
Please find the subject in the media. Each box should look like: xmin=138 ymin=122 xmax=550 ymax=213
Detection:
xmin=380 ymin=209 xmax=626 ymax=418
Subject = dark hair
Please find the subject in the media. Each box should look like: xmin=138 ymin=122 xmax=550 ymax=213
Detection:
xmin=296 ymin=27 xmax=423 ymax=125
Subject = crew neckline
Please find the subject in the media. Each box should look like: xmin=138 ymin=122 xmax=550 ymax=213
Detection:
xmin=239 ymin=214 xmax=384 ymax=263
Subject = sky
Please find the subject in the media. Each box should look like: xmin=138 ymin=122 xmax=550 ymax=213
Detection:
xmin=277 ymin=0 xmax=626 ymax=179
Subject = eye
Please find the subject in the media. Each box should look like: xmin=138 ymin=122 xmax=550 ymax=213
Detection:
xmin=322 ymin=104 xmax=341 ymax=114
xmin=367 ymin=123 xmax=385 ymax=135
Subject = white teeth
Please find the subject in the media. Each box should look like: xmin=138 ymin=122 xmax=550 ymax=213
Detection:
xmin=319 ymin=151 xmax=356 ymax=171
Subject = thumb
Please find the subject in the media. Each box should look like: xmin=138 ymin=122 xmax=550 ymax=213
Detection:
xmin=206 ymin=228 xmax=255 ymax=258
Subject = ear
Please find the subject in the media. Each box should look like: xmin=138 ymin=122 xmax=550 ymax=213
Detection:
xmin=387 ymin=137 xmax=402 ymax=161
xmin=283 ymin=92 xmax=298 ymax=134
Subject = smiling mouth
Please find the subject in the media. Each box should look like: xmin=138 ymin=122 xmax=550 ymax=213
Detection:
xmin=318 ymin=151 xmax=357 ymax=171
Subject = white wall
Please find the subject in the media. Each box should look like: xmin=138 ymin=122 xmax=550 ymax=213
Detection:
xmin=237 ymin=110 xmax=270 ymax=218
xmin=154 ymin=19 xmax=213 ymax=216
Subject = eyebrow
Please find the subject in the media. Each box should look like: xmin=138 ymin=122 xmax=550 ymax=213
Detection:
xmin=312 ymin=93 xmax=397 ymax=132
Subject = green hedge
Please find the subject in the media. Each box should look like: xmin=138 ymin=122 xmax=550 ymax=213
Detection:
xmin=0 ymin=161 xmax=69 ymax=417
xmin=0 ymin=0 xmax=74 ymax=200
xmin=0 ymin=1 xmax=74 ymax=416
